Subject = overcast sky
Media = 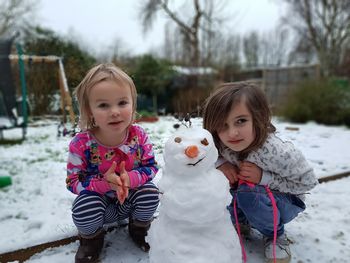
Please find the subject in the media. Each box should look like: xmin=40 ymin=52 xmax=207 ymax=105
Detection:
xmin=37 ymin=0 xmax=285 ymax=55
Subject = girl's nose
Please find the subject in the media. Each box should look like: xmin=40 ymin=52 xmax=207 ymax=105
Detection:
xmin=111 ymin=106 xmax=120 ymax=116
xmin=185 ymin=145 xmax=199 ymax=158
xmin=229 ymin=128 xmax=239 ymax=137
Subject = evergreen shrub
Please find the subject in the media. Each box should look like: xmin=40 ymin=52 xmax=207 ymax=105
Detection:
xmin=279 ymin=79 xmax=350 ymax=126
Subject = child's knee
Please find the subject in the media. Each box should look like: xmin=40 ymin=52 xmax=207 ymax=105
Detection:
xmin=235 ymin=184 xmax=259 ymax=208
xmin=134 ymin=183 xmax=160 ymax=204
xmin=72 ymin=192 xmax=105 ymax=215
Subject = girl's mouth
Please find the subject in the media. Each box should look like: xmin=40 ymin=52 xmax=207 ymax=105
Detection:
xmin=109 ymin=121 xmax=122 ymax=125
xmin=228 ymin=139 xmax=243 ymax=144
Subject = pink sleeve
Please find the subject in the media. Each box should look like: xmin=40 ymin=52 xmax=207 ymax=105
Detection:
xmin=66 ymin=135 xmax=112 ymax=195
xmin=127 ymin=126 xmax=159 ymax=188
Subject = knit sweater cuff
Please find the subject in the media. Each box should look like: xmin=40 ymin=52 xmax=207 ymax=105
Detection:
xmin=260 ymin=170 xmax=273 ymax=186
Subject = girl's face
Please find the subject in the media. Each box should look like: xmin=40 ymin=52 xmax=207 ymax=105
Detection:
xmin=88 ymin=80 xmax=133 ymax=143
xmin=217 ymin=100 xmax=255 ymax=152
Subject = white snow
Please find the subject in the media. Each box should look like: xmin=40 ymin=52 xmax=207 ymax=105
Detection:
xmin=0 ymin=116 xmax=349 ymax=262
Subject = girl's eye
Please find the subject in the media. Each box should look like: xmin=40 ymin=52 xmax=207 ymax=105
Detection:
xmin=98 ymin=103 xmax=108 ymax=108
xmin=174 ymin=137 xmax=182 ymax=143
xmin=119 ymin=100 xmax=129 ymax=106
xmin=201 ymin=138 xmax=209 ymax=146
xmin=236 ymin=118 xmax=247 ymax=125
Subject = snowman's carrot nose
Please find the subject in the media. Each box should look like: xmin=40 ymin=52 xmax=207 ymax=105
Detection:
xmin=185 ymin=145 xmax=199 ymax=158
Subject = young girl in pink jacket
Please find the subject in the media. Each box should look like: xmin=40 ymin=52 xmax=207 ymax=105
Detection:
xmin=66 ymin=63 xmax=159 ymax=262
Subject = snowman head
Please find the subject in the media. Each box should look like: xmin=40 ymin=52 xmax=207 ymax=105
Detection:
xmin=163 ymin=127 xmax=218 ymax=173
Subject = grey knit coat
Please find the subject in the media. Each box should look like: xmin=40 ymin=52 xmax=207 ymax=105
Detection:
xmin=220 ymin=133 xmax=319 ymax=197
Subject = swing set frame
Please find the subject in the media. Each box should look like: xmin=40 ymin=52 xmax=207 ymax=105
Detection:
xmin=0 ymin=39 xmax=75 ymax=140
xmin=9 ymin=54 xmax=76 ymax=125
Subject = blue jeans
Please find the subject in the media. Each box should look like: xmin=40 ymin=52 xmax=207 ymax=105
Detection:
xmin=227 ymin=184 xmax=305 ymax=238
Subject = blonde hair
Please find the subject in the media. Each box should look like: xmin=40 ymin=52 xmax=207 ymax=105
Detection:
xmin=74 ymin=63 xmax=137 ymax=131
xmin=203 ymin=81 xmax=276 ymax=159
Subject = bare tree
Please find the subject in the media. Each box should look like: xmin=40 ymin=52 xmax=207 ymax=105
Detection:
xmin=200 ymin=0 xmax=227 ymax=66
xmin=287 ymin=36 xmax=316 ymax=65
xmin=243 ymin=31 xmax=259 ymax=68
xmin=164 ymin=22 xmax=174 ymax=60
xmin=139 ymin=0 xmax=226 ymax=67
xmin=282 ymin=0 xmax=350 ymax=76
xmin=260 ymin=27 xmax=291 ymax=67
xmin=96 ymin=36 xmax=131 ymax=66
xmin=164 ymin=22 xmax=193 ymax=64
xmin=0 ymin=0 xmax=39 ymax=38
xmin=217 ymin=33 xmax=241 ymax=81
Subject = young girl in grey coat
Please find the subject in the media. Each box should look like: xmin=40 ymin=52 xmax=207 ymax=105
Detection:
xmin=203 ymin=81 xmax=318 ymax=263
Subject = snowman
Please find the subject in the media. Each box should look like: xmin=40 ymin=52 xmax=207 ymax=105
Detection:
xmin=148 ymin=126 xmax=242 ymax=263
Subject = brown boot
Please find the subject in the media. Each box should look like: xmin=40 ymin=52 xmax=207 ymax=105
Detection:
xmin=75 ymin=228 xmax=105 ymax=263
xmin=128 ymin=218 xmax=151 ymax=252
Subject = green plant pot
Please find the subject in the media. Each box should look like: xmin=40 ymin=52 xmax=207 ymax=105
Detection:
xmin=0 ymin=176 xmax=12 ymax=188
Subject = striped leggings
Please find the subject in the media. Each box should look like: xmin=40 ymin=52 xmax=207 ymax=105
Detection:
xmin=72 ymin=181 xmax=159 ymax=236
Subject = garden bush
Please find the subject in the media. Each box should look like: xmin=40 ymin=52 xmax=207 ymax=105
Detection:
xmin=279 ymin=79 xmax=350 ymax=126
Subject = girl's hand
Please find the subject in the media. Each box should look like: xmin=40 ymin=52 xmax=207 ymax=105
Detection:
xmin=237 ymin=161 xmax=262 ymax=184
xmin=118 ymin=161 xmax=130 ymax=204
xmin=105 ymin=161 xmax=129 ymax=204
xmin=217 ymin=162 xmax=239 ymax=185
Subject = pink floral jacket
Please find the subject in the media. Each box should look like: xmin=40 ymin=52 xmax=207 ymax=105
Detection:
xmin=66 ymin=125 xmax=158 ymax=196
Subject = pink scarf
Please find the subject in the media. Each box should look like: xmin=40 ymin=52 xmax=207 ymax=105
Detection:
xmin=233 ymin=180 xmax=278 ymax=263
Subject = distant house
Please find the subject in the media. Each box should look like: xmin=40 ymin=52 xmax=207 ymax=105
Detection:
xmin=170 ymin=65 xmax=219 ymax=90
xmin=161 ymin=66 xmax=219 ymax=114
xmin=233 ymin=64 xmax=320 ymax=109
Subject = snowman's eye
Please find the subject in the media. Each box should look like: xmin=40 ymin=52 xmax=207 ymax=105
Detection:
xmin=201 ymin=138 xmax=209 ymax=146
xmin=174 ymin=137 xmax=182 ymax=143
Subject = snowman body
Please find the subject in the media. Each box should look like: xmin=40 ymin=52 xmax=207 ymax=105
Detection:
xmin=148 ymin=127 xmax=242 ymax=263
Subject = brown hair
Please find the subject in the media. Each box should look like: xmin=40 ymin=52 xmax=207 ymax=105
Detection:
xmin=203 ymin=81 xmax=276 ymax=158
xmin=74 ymin=63 xmax=137 ymax=131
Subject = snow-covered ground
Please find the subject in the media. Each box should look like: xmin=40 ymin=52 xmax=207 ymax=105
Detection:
xmin=0 ymin=116 xmax=349 ymax=262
